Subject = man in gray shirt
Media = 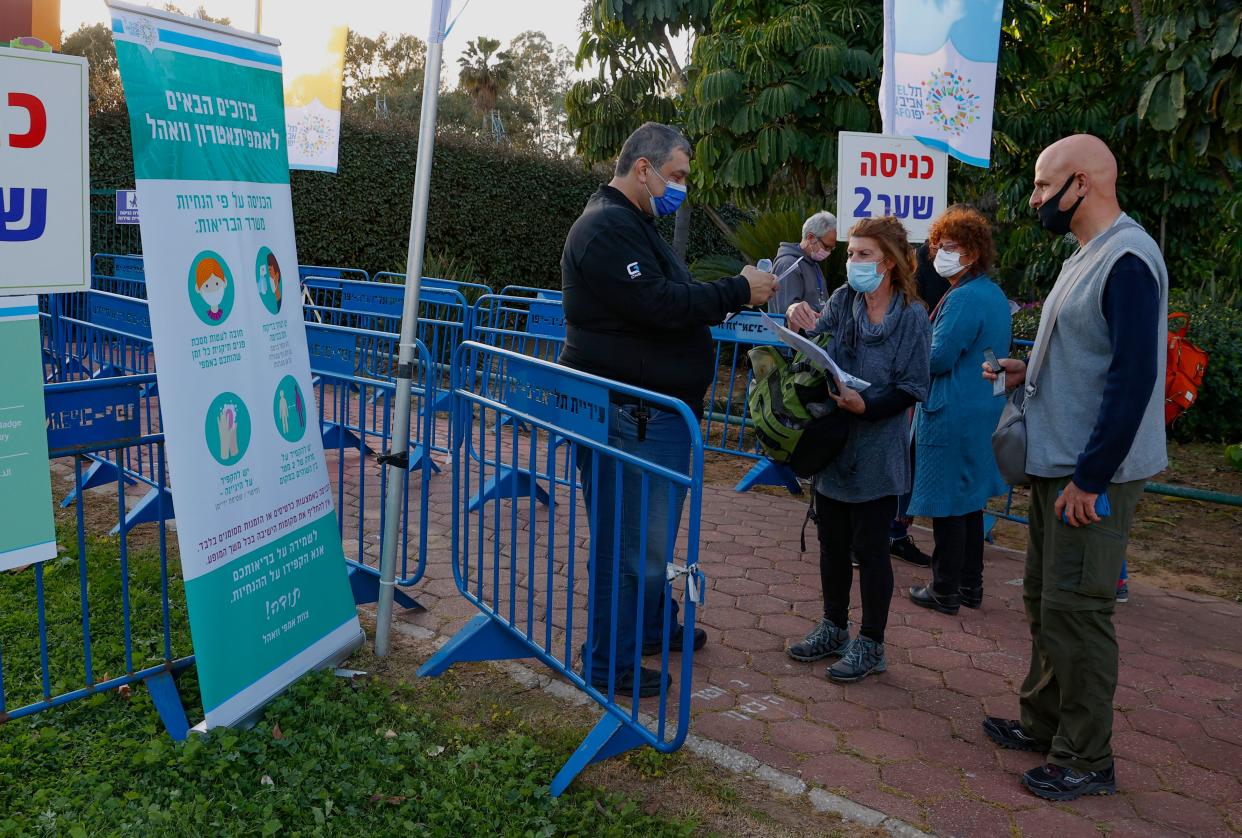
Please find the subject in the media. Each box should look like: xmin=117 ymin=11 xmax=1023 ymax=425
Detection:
xmin=982 ymin=134 xmax=1168 ymax=802
xmin=768 ymin=211 xmax=836 ymax=316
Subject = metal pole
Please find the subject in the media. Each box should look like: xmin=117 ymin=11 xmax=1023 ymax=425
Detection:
xmin=253 ymin=0 xmax=263 ymax=34
xmin=881 ymin=0 xmax=896 ymax=134
xmin=374 ymin=7 xmax=448 ymax=658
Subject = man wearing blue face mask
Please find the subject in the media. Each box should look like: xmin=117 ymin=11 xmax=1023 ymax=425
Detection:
xmin=561 ymin=122 xmax=779 ymax=697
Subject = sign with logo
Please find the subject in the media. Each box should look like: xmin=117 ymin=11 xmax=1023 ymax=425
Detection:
xmin=878 ymin=0 xmax=1004 ymax=168
xmin=108 ymin=1 xmax=362 ymax=730
xmin=115 ymin=189 xmax=139 ymax=224
xmin=0 ymin=46 xmax=88 ymax=296
xmin=0 ymin=297 xmax=56 ymax=571
xmin=836 ymin=131 xmax=948 ymax=243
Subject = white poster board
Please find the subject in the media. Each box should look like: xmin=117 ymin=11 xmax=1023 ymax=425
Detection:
xmin=836 ymin=131 xmax=948 ymax=243
xmin=0 ymin=47 xmax=89 ymax=296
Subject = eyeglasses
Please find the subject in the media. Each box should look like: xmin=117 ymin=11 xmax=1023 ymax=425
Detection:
xmin=936 ymin=240 xmax=962 ymax=254
xmin=809 ymin=234 xmax=835 ymax=252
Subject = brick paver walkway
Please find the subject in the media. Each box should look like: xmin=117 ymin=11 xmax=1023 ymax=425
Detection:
xmin=363 ymin=454 xmax=1242 ymax=838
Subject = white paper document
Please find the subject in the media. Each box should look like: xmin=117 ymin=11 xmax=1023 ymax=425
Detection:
xmin=758 ymin=312 xmax=871 ymax=391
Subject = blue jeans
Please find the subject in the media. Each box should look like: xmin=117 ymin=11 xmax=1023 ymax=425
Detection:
xmin=577 ymin=404 xmax=689 ymax=678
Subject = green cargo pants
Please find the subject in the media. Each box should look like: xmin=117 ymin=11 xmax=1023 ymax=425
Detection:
xmin=1019 ymin=475 xmax=1145 ymax=773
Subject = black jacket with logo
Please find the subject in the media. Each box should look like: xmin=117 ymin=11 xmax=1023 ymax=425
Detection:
xmin=559 ymin=185 xmax=750 ymax=415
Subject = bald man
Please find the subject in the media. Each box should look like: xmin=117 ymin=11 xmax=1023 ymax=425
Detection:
xmin=981 ymin=134 xmax=1168 ymax=801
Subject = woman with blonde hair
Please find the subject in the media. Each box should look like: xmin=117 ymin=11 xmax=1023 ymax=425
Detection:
xmin=783 ymin=216 xmax=931 ymax=683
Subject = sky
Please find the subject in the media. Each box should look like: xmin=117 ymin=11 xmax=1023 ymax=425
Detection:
xmin=60 ymin=0 xmax=605 ymax=79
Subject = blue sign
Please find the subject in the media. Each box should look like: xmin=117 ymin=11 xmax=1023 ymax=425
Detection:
xmin=306 ymin=326 xmax=358 ymax=376
xmin=710 ymin=311 xmax=782 ymax=345
xmin=45 ymin=379 xmax=142 ymax=456
xmin=341 ymin=282 xmax=404 ymax=318
xmin=503 ymin=361 xmax=607 ymax=444
xmin=89 ymin=292 xmax=152 ymax=338
xmin=527 ymin=300 xmax=566 ymax=340
xmin=115 ymin=190 xmax=139 ymax=224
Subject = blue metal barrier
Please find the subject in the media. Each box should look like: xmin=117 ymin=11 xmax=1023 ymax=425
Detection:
xmin=91 ymin=253 xmax=145 ymax=282
xmin=298 ymin=264 xmax=371 ymax=283
xmin=498 ymin=285 xmax=562 ymax=301
xmin=373 ymin=270 xmax=492 ymax=303
xmin=0 ymin=374 xmax=193 ymax=738
xmin=419 ymin=342 xmax=706 ymax=796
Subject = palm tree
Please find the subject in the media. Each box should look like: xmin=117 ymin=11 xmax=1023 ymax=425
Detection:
xmin=457 ymin=36 xmax=515 ymax=136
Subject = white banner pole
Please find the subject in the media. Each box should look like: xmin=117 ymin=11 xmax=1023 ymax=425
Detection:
xmin=881 ymin=0 xmax=896 ymax=134
xmin=374 ymin=0 xmax=451 ymax=658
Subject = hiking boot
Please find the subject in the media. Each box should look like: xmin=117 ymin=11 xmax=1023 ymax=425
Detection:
xmin=983 ymin=717 xmax=1049 ymax=753
xmin=587 ymin=666 xmax=670 ymax=699
xmin=1022 ymin=762 xmax=1117 ymax=801
xmin=908 ymin=585 xmax=960 ymax=615
xmin=890 ymin=535 xmax=930 ymax=567
xmin=959 ymin=585 xmax=984 ymax=609
xmin=1115 ymin=581 xmax=1129 ymax=603
xmin=827 ymin=635 xmax=886 ymax=683
xmin=786 ymin=618 xmax=851 ymax=662
xmin=642 ymin=627 xmax=707 ymax=657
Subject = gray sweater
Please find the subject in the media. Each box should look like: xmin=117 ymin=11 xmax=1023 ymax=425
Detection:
xmin=768 ymin=242 xmax=828 ymax=314
xmin=812 ymin=286 xmax=931 ymax=502
xmin=1024 ymin=214 xmax=1169 ymax=483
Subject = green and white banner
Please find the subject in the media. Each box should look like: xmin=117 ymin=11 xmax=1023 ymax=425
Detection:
xmin=0 ymin=297 xmax=56 ymax=572
xmin=108 ymin=2 xmax=362 ymax=728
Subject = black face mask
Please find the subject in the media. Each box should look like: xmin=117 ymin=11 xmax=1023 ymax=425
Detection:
xmin=1037 ymin=174 xmax=1085 ymax=235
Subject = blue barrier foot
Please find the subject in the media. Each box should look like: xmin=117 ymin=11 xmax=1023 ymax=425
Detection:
xmin=321 ymin=421 xmax=373 ymax=455
xmin=734 ymin=458 xmax=802 ymax=495
xmin=983 ymin=513 xmax=997 ymax=544
xmin=111 ymin=485 xmax=175 ymax=536
xmin=408 ymin=443 xmax=440 ymax=474
xmin=467 ymin=466 xmax=551 ymax=513
xmin=61 ymin=457 xmax=136 ymax=507
xmin=494 ymin=415 xmax=531 ymax=432
xmin=145 ymin=669 xmax=190 ymax=741
xmin=432 ymin=390 xmax=453 ymax=413
xmin=347 ymin=566 xmax=423 ymax=611
xmin=550 ymin=714 xmax=647 ymax=797
xmin=417 ymin=613 xmax=534 ymax=678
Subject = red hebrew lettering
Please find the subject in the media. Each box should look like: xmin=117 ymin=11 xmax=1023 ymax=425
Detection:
xmin=7 ymin=92 xmax=47 ymax=149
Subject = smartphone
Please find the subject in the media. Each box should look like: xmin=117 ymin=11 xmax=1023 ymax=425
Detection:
xmin=983 ymin=347 xmax=1006 ymax=397
xmin=1058 ymin=489 xmax=1112 ymax=525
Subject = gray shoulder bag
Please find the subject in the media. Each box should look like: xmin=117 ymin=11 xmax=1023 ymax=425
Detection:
xmin=991 ymin=272 xmax=1084 ymax=486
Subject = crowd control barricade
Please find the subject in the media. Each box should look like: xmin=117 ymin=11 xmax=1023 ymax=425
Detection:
xmin=466 ymin=293 xmax=570 ymax=510
xmin=498 ymin=285 xmax=562 ymax=301
xmin=705 ymin=310 xmax=803 ymax=494
xmin=91 ymin=253 xmax=146 ymax=282
xmin=305 ymin=324 xmax=436 ymax=606
xmin=419 ymin=342 xmax=706 ymax=795
xmin=0 ymin=374 xmax=193 ymax=739
xmin=373 ymin=270 xmax=493 ymax=303
xmin=297 ymin=265 xmax=370 ymax=283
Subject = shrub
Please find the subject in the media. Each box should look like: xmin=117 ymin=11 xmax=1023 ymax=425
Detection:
xmin=88 ymin=112 xmax=736 ymax=290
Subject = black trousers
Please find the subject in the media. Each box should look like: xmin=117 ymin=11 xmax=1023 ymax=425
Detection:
xmin=930 ymin=510 xmax=985 ymax=595
xmin=816 ymin=492 xmax=897 ymax=644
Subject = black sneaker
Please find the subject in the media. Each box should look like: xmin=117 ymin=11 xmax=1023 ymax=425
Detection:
xmin=959 ymin=586 xmax=984 ymax=609
xmin=827 ymin=635 xmax=886 ymax=683
xmin=1022 ymin=762 xmax=1117 ymax=801
xmin=890 ymin=535 xmax=931 ymax=567
xmin=908 ymin=585 xmax=960 ymax=615
xmin=642 ymin=627 xmax=707 ymax=657
xmin=983 ymin=717 xmax=1050 ymax=753
xmin=588 ymin=666 xmax=670 ymax=698
xmin=787 ymin=618 xmax=851 ymax=662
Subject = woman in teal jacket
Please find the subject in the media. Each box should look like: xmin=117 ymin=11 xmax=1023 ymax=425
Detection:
xmin=907 ymin=206 xmax=1011 ymax=615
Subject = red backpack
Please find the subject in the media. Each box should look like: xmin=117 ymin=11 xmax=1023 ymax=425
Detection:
xmin=1165 ymin=312 xmax=1209 ymax=425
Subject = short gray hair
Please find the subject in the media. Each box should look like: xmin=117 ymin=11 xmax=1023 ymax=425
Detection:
xmin=802 ymin=211 xmax=837 ymax=239
xmin=615 ymin=122 xmax=692 ymax=177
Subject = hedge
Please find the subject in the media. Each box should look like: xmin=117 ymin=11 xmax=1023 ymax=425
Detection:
xmin=1011 ymin=300 xmax=1241 ymax=444
xmin=88 ymin=112 xmax=738 ymax=289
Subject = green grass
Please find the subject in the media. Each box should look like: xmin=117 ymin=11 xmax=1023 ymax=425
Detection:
xmin=0 ymin=524 xmax=696 ymax=837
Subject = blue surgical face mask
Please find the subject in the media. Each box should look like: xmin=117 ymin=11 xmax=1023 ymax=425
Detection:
xmin=644 ymin=162 xmax=688 ymax=217
xmin=846 ymin=261 xmax=884 ymax=294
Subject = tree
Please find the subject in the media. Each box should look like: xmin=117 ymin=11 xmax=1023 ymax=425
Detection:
xmin=62 ymin=23 xmax=123 ymax=114
xmin=342 ymin=31 xmax=428 ymax=119
xmin=508 ymin=31 xmax=575 ymax=157
xmin=457 ymin=37 xmax=516 ymax=135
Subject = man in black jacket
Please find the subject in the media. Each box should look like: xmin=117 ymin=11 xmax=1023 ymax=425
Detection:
xmin=561 ymin=122 xmax=777 ymax=696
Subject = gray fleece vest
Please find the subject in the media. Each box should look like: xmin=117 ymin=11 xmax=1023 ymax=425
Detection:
xmin=1024 ymin=213 xmax=1169 ymax=483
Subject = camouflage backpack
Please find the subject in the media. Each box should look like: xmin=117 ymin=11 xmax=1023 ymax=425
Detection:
xmin=747 ymin=332 xmax=850 ymax=479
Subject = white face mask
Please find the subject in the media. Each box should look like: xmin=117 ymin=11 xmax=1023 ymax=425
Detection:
xmin=933 ymin=249 xmax=969 ymax=278
xmin=199 ymin=276 xmax=226 ymax=309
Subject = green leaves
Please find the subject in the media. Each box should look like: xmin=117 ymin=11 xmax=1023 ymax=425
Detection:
xmin=1138 ymin=71 xmax=1186 ymax=131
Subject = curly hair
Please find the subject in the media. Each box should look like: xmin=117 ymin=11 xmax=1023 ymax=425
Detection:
xmin=927 ymin=205 xmax=994 ymax=277
xmin=847 ymin=216 xmax=920 ymax=306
